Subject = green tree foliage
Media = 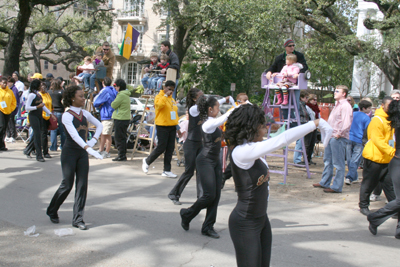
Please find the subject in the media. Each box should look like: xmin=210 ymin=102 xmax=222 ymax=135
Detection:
xmin=289 ymin=0 xmax=400 ymax=89
xmin=0 ymin=0 xmax=113 ymax=75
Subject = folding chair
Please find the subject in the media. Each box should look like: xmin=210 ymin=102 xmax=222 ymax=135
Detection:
xmin=15 ymin=115 xmax=30 ymax=143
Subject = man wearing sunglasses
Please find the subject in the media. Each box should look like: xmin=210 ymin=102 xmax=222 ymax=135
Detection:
xmin=265 ymin=39 xmax=308 ymax=81
xmin=101 ymin=42 xmax=115 ymax=79
xmin=313 ymin=85 xmax=353 ymax=193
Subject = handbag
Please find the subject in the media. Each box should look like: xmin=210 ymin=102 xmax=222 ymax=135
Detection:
xmin=48 ymin=115 xmax=58 ymax=130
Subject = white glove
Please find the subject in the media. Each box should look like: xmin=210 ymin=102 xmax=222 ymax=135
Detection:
xmin=86 ymin=147 xmax=103 ymax=159
xmin=87 ymin=138 xmax=97 ymax=147
xmin=228 ymin=96 xmax=237 ymax=107
xmin=318 ymin=119 xmax=334 ymax=148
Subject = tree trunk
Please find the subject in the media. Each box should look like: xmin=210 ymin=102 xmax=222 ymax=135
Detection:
xmin=26 ymin=35 xmax=41 ymax=73
xmin=2 ymin=0 xmax=32 ymax=76
xmin=173 ymin=25 xmax=191 ymax=68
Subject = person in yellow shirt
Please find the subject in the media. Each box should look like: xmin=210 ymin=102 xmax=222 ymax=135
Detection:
xmin=359 ymin=96 xmax=396 ymax=216
xmin=0 ymin=77 xmax=17 ymax=151
xmin=142 ymin=80 xmax=179 ymax=178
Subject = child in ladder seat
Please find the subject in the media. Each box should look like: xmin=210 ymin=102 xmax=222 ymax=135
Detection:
xmin=271 ymin=54 xmax=301 ymax=105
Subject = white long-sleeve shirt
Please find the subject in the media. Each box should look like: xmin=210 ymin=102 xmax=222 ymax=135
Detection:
xmin=232 ymin=121 xmax=317 ymax=170
xmin=25 ymin=93 xmax=52 ymax=115
xmin=201 ymin=97 xmax=237 ymax=134
xmin=62 ymin=106 xmax=103 ymax=149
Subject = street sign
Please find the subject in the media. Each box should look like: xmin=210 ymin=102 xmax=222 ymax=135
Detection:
xmin=230 ymin=83 xmax=236 ymax=91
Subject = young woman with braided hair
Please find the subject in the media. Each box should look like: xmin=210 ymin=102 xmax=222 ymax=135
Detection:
xmin=180 ymin=95 xmax=236 ymax=238
xmin=46 ymin=86 xmax=103 ymax=230
xmin=224 ymin=104 xmax=326 ymax=267
xmin=168 ymin=88 xmax=207 ymax=204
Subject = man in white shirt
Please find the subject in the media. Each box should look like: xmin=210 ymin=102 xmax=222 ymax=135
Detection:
xmin=12 ymin=72 xmax=25 ymax=94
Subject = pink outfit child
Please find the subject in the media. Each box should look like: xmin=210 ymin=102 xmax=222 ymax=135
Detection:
xmin=274 ymin=64 xmax=300 ymax=105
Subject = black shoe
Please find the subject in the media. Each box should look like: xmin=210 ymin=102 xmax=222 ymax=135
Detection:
xmin=180 ymin=208 xmax=190 ymax=231
xmin=112 ymin=157 xmax=127 ymax=161
xmin=46 ymin=211 xmax=59 ymax=224
xmin=168 ymin=194 xmax=177 ymax=200
xmin=72 ymin=222 xmax=87 ymax=230
xmin=309 ymin=160 xmax=317 ymax=165
xmin=44 ymin=154 xmax=52 ymax=158
xmin=201 ymin=228 xmax=220 ymax=239
xmin=0 ymin=147 xmax=8 ymax=151
xmin=395 ymin=226 xmax=400 ymax=239
xmin=368 ymin=223 xmax=377 ymax=235
xmin=37 ymin=158 xmax=45 ymax=162
xmin=360 ymin=207 xmax=371 ymax=216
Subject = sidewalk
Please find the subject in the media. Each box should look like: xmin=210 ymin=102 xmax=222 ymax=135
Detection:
xmin=0 ymin=141 xmax=399 ymax=267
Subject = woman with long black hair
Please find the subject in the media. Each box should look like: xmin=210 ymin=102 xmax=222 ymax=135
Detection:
xmin=179 ymin=95 xmax=235 ymax=238
xmin=224 ymin=104 xmax=324 ymax=267
xmin=47 ymin=86 xmax=103 ymax=230
xmin=368 ymin=100 xmax=400 ymax=239
xmin=25 ymin=79 xmax=54 ymax=162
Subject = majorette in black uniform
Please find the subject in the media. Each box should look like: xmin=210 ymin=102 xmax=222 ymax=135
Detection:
xmin=47 ymin=106 xmax=102 ymax=229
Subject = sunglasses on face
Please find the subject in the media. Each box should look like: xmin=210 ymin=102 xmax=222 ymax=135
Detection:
xmin=103 ymin=48 xmax=109 ymax=51
xmin=287 ymin=45 xmax=295 ymax=47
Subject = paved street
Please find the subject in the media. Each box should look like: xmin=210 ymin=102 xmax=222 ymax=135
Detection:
xmin=0 ymin=142 xmax=399 ymax=267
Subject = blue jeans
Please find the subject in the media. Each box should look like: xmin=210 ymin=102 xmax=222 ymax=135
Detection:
xmin=293 ymin=139 xmax=303 ymax=164
xmin=156 ymin=76 xmax=166 ymax=91
xmin=319 ymin=137 xmax=347 ymax=192
xmin=89 ymin=74 xmax=97 ymax=90
xmin=141 ymin=74 xmax=151 ymax=89
xmin=346 ymin=141 xmax=363 ymax=182
xmin=50 ymin=112 xmax=66 ymax=151
xmin=78 ymin=73 xmax=91 ymax=88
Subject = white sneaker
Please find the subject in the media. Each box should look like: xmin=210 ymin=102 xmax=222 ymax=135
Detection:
xmin=370 ymin=194 xmax=382 ymax=202
xmin=319 ymin=119 xmax=333 ymax=147
xmin=162 ymin=171 xmax=178 ymax=178
xmin=10 ymin=137 xmax=15 ymax=143
xmin=4 ymin=137 xmax=10 ymax=143
xmin=345 ymin=178 xmax=351 ymax=185
xmin=105 ymin=152 xmax=111 ymax=158
xmin=142 ymin=158 xmax=149 ymax=174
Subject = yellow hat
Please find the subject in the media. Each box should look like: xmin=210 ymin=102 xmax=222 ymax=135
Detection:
xmin=31 ymin=73 xmax=43 ymax=79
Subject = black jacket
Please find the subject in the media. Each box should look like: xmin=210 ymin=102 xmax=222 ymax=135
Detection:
xmin=166 ymin=49 xmax=180 ymax=79
xmin=265 ymin=51 xmax=308 ymax=74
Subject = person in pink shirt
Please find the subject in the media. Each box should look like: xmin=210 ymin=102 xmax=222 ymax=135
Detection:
xmin=272 ymin=54 xmax=300 ymax=105
xmin=313 ymin=85 xmax=353 ymax=193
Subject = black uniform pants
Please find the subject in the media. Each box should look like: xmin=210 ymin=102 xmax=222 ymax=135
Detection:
xmin=146 ymin=125 xmax=176 ymax=172
xmin=305 ymin=129 xmax=317 ymax=162
xmin=24 ymin=118 xmax=49 ymax=157
xmin=47 ymin=147 xmax=89 ymax=224
xmin=27 ymin=113 xmax=44 ymax=159
xmin=186 ymin=154 xmax=222 ymax=232
xmin=6 ymin=114 xmax=16 ymax=138
xmin=169 ymin=140 xmax=202 ymax=199
xmin=114 ymin=119 xmax=129 ymax=159
xmin=229 ymin=209 xmax=272 ymax=267
xmin=359 ymin=159 xmax=395 ymax=209
xmin=0 ymin=112 xmax=10 ymax=149
xmin=368 ymin=157 xmax=400 ymax=230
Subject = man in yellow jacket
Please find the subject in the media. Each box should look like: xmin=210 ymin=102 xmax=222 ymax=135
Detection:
xmin=0 ymin=77 xmax=17 ymax=151
xmin=142 ymin=80 xmax=179 ymax=178
xmin=359 ymin=96 xmax=396 ymax=216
